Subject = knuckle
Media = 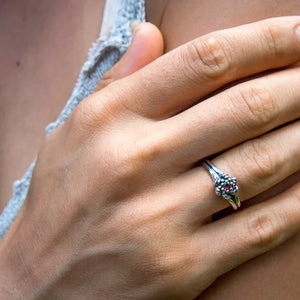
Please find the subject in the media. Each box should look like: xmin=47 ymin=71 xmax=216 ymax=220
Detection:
xmin=185 ymin=33 xmax=232 ymax=80
xmin=72 ymin=101 xmax=101 ymax=131
xmin=133 ymin=137 xmax=162 ymax=164
xmin=258 ymin=21 xmax=282 ymax=56
xmin=73 ymin=91 xmax=122 ymax=131
xmin=149 ymin=254 xmax=178 ymax=278
xmin=233 ymin=84 xmax=276 ymax=128
xmin=146 ymin=249 xmax=191 ymax=282
xmin=246 ymin=211 xmax=281 ymax=248
xmin=241 ymin=139 xmax=277 ymax=179
xmin=111 ymin=153 xmax=139 ymax=184
xmin=111 ymin=134 xmax=163 ymax=182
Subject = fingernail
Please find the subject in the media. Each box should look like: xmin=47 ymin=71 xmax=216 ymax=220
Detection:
xmin=130 ymin=20 xmax=141 ymax=33
xmin=296 ymin=25 xmax=300 ymax=44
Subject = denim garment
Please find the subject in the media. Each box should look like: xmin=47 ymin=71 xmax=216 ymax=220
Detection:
xmin=0 ymin=0 xmax=146 ymax=239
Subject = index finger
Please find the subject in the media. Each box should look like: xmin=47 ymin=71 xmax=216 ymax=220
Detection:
xmin=104 ymin=16 xmax=300 ymax=119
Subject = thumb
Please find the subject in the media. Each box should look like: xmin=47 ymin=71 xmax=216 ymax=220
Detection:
xmin=95 ymin=22 xmax=164 ymax=92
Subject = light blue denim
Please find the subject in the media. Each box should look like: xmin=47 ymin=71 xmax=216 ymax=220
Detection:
xmin=0 ymin=0 xmax=146 ymax=239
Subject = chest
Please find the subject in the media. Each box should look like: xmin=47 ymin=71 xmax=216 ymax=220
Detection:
xmin=0 ymin=0 xmax=105 ymax=209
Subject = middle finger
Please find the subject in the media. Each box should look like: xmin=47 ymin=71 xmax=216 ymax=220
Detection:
xmin=160 ymin=64 xmax=300 ymax=169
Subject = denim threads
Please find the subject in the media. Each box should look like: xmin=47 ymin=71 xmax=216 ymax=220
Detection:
xmin=0 ymin=0 xmax=145 ymax=239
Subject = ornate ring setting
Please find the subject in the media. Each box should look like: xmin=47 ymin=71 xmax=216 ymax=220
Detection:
xmin=202 ymin=160 xmax=241 ymax=210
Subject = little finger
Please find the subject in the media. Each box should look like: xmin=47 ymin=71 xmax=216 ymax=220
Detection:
xmin=190 ymin=182 xmax=300 ymax=286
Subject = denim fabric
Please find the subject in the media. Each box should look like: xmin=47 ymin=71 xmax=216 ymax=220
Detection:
xmin=0 ymin=0 xmax=146 ymax=239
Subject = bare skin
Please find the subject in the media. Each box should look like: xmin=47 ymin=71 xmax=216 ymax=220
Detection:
xmin=0 ymin=0 xmax=105 ymax=211
xmin=0 ymin=0 xmax=299 ymax=299
xmin=146 ymin=1 xmax=300 ymax=299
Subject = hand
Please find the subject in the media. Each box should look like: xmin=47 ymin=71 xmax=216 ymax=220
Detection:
xmin=1 ymin=17 xmax=300 ymax=300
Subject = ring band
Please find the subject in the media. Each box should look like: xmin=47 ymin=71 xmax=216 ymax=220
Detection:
xmin=202 ymin=160 xmax=241 ymax=210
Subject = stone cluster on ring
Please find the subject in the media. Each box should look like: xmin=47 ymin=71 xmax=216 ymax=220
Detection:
xmin=202 ymin=160 xmax=241 ymax=210
xmin=215 ymin=174 xmax=238 ymax=199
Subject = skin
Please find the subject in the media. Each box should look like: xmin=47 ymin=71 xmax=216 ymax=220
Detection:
xmin=146 ymin=1 xmax=300 ymax=299
xmin=0 ymin=1 xmax=299 ymax=299
xmin=0 ymin=0 xmax=105 ymax=211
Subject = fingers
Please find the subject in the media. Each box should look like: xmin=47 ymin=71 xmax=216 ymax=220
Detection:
xmin=166 ymin=120 xmax=300 ymax=225
xmin=202 ymin=120 xmax=300 ymax=215
xmin=94 ymin=22 xmax=164 ymax=92
xmin=160 ymin=63 xmax=300 ymax=167
xmin=191 ymin=182 xmax=300 ymax=282
xmin=109 ymin=16 xmax=300 ymax=119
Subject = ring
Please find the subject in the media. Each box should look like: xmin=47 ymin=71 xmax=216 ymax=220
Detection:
xmin=202 ymin=160 xmax=241 ymax=210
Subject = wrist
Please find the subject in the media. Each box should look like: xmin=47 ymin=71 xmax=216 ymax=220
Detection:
xmin=0 ymin=195 xmax=92 ymax=299
xmin=0 ymin=206 xmax=37 ymax=299
xmin=0 ymin=200 xmax=45 ymax=299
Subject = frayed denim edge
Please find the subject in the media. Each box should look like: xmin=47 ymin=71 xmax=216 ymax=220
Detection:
xmin=0 ymin=0 xmax=146 ymax=240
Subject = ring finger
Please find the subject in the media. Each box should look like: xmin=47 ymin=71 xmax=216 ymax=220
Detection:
xmin=169 ymin=119 xmax=300 ymax=223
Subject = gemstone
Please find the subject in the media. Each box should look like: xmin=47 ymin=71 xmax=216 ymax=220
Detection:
xmin=223 ymin=184 xmax=232 ymax=192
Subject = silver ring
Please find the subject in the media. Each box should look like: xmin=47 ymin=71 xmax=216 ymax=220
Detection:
xmin=202 ymin=160 xmax=241 ymax=210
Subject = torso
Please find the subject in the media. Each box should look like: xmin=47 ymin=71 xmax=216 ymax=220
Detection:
xmin=0 ymin=0 xmax=105 ymax=211
xmin=0 ymin=0 xmax=299 ymax=298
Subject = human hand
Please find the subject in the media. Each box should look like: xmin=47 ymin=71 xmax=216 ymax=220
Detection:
xmin=1 ymin=17 xmax=300 ymax=300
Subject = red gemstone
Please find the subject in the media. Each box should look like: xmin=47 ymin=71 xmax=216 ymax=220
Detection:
xmin=224 ymin=184 xmax=232 ymax=192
